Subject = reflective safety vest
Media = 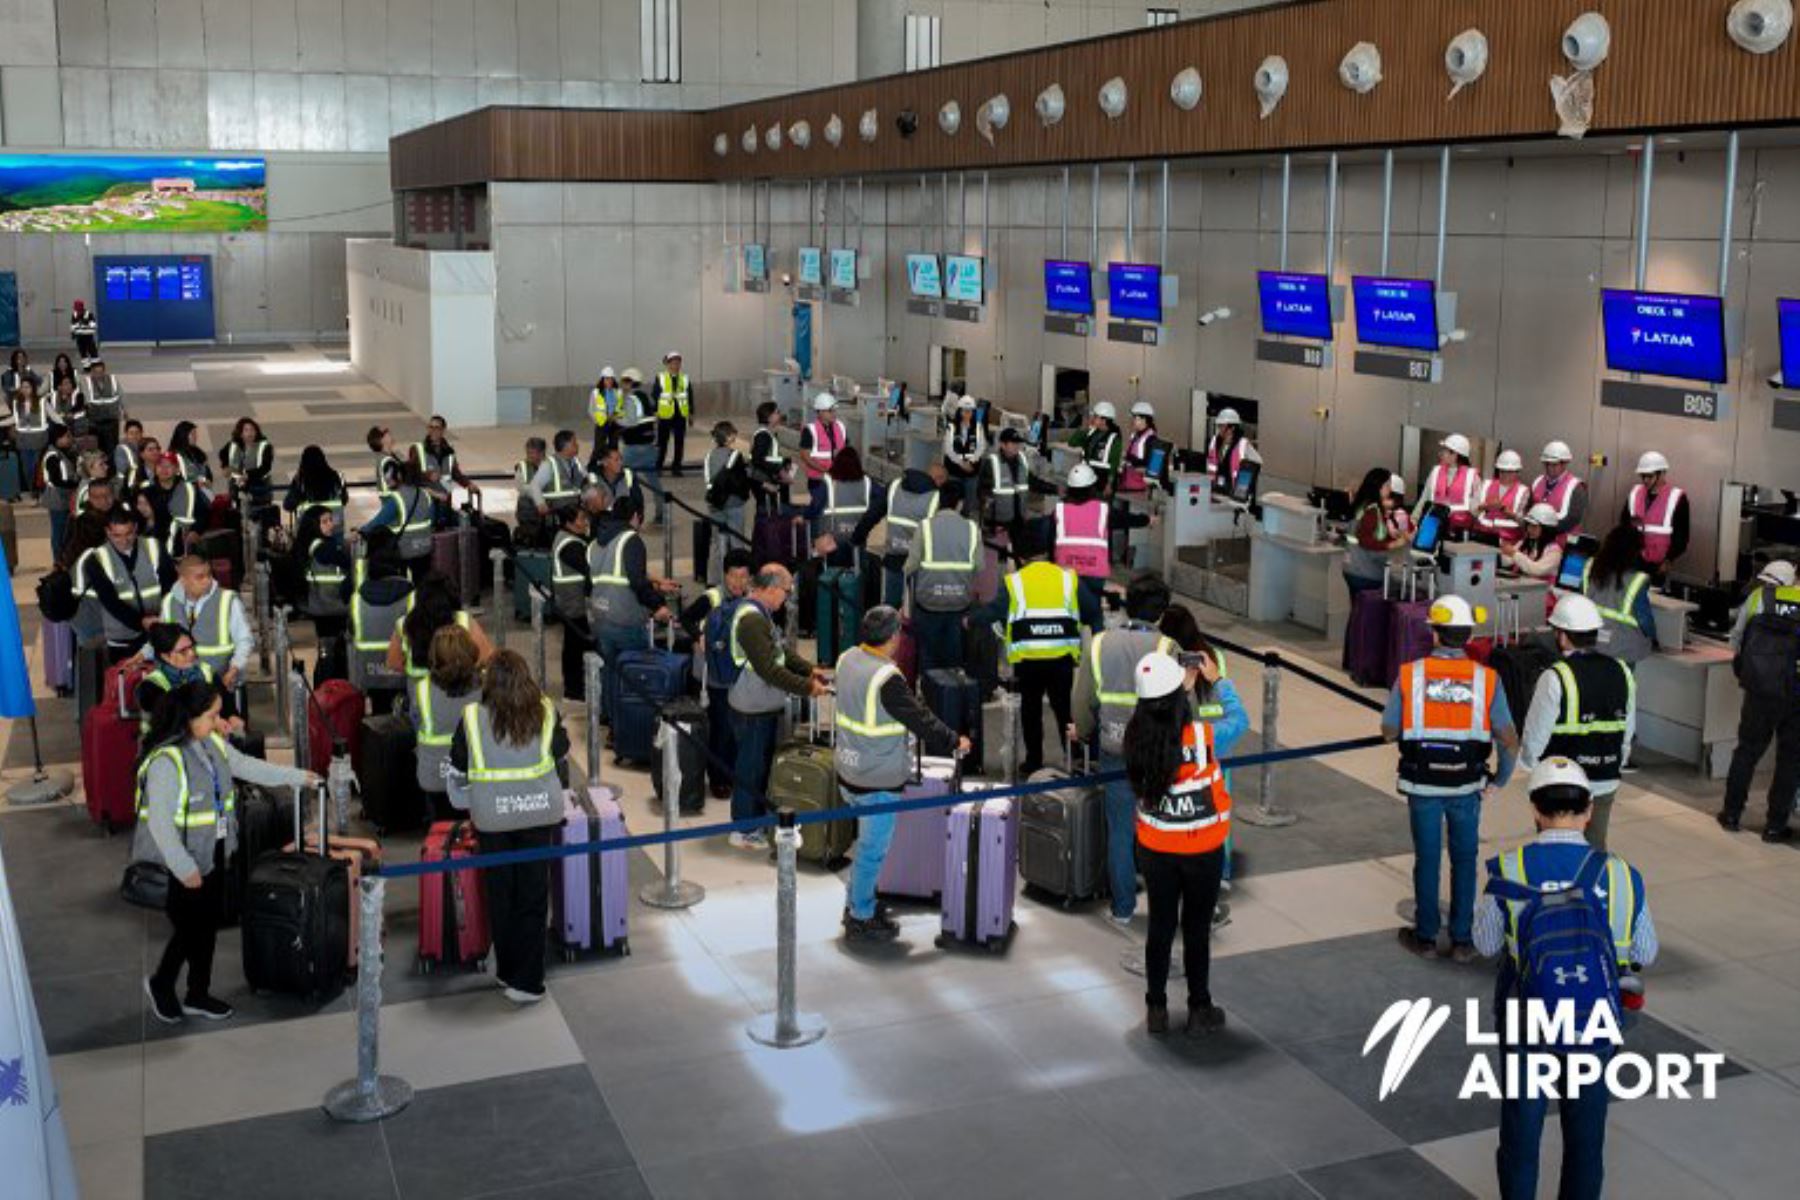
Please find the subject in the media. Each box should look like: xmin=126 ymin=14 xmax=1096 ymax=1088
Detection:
xmin=1627 ymin=483 xmax=1684 ymax=566
xmin=1053 ymin=500 xmax=1109 ymax=578
xmin=703 ymin=447 xmax=740 ymax=493
xmin=413 ymin=439 xmax=457 ymax=482
xmin=80 ymin=538 xmax=165 ymax=642
xmin=1136 ymin=720 xmax=1231 ymax=855
xmin=985 ymin=452 xmax=1028 ymax=525
xmin=154 ymin=479 xmax=199 ymax=557
xmin=833 ymin=646 xmax=910 ymax=790
xmin=387 ymin=485 xmax=435 ymax=560
xmin=1491 ymin=844 xmax=1640 ymax=968
xmin=137 ymin=663 xmax=218 ymax=734
xmin=1083 ymin=429 xmax=1119 ymax=475
xmin=1206 ymin=434 xmax=1248 ymax=488
xmin=1396 ymin=655 xmax=1497 ymax=796
xmin=134 ymin=733 xmax=236 ymax=830
xmin=306 ymin=541 xmax=347 ymax=618
xmin=130 ymin=734 xmax=240 ymax=873
xmin=460 ymin=698 xmax=561 ymax=833
xmin=1191 ymin=647 xmax=1231 ymax=721
xmin=1003 ymin=562 xmax=1081 ymax=663
xmin=550 ymin=531 xmax=591 ymax=624
xmin=727 ymin=599 xmax=790 ymax=715
xmin=592 ymin=466 xmax=636 ymax=509
xmin=514 ymin=459 xmax=540 ymax=488
xmin=350 ymin=560 xmax=414 ymax=690
xmin=40 ymin=448 xmax=76 ymax=512
xmin=911 ymin=513 xmax=979 ymax=612
xmin=225 ymin=439 xmax=273 ymax=477
xmin=412 ymin=677 xmax=478 ymax=794
xmin=591 ymin=387 xmax=624 ymax=428
xmin=543 ymin=455 xmax=584 ymax=507
xmin=400 ymin=610 xmax=471 ymax=681
xmin=822 ymin=476 xmax=870 ymax=543
xmin=752 ymin=428 xmax=786 ymax=474
xmin=656 ymin=371 xmax=691 ymax=420
xmin=159 ymin=585 xmax=244 ymax=677
xmin=374 ymin=452 xmax=401 ymax=496
xmin=1582 ymin=564 xmax=1653 ymax=664
xmin=804 ymin=419 xmax=844 ymax=480
xmin=1120 ymin=429 xmax=1156 ymax=493
xmin=294 ymin=472 xmax=347 ymax=523
xmin=1089 ymin=625 xmax=1174 ymax=756
xmin=1544 ymin=654 xmax=1635 ymax=785
xmin=11 ymin=399 xmax=47 ymax=434
xmin=587 ymin=528 xmax=646 ymax=630
xmin=1530 ymin=472 xmax=1582 ymax=534
xmin=884 ymin=481 xmax=939 ymax=559
xmin=1476 ymin=478 xmax=1527 ymax=542
xmin=1428 ymin=463 xmax=1480 ymax=514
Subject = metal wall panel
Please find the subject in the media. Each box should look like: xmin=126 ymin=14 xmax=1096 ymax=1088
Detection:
xmin=0 ymin=0 xmax=59 ymax=66
xmin=202 ymin=0 xmax=255 ymax=69
xmin=477 ymin=76 xmax=521 ymax=107
xmin=156 ymin=68 xmax=210 ymax=150
xmin=629 ymin=226 xmax=703 ymax=375
xmin=795 ymin=0 xmax=835 ymax=88
xmin=515 ymin=0 xmax=560 ymax=81
xmin=560 ymin=224 xmax=634 ymax=384
xmin=387 ymin=0 xmax=435 ymax=75
xmin=754 ymin=0 xmax=798 ymax=88
xmin=155 ymin=0 xmax=209 ymax=69
xmin=343 ymin=75 xmax=391 ymax=151
xmin=559 ymin=80 xmax=603 ymax=107
xmin=254 ymin=71 xmax=303 ymax=151
xmin=107 ymin=0 xmax=160 ymax=67
xmin=432 ymin=0 xmax=477 ymax=77
xmin=50 ymin=231 xmax=88 ymax=318
xmin=343 ymin=0 xmax=391 ymax=74
xmin=518 ymin=79 xmax=560 ymax=105
xmin=716 ymin=0 xmax=757 ymax=88
xmin=433 ymin=77 xmax=478 ymax=122
xmin=681 ymin=0 xmax=720 ymax=86
xmin=217 ymin=234 xmax=270 ymax=334
xmin=59 ymin=65 xmax=112 ymax=146
xmin=15 ymin=235 xmax=55 ymax=340
xmin=494 ymin=224 xmax=568 ymax=387
xmin=296 ymin=0 xmax=349 ymax=72
xmin=205 ymin=70 xmax=257 ymax=150
xmin=388 ymin=75 xmax=435 ymax=137
xmin=299 ymin=73 xmax=348 ymax=151
xmin=557 ymin=0 xmax=602 ymax=83
xmin=56 ymin=0 xmax=109 ymax=68
xmin=1 ymin=65 xmax=65 ymax=146
xmin=251 ymin=0 xmax=301 ymax=70
xmin=265 ymin=234 xmax=315 ymax=333
xmin=310 ymin=232 xmax=350 ymax=333
xmin=596 ymin=0 xmax=637 ymax=84
xmin=473 ymin=0 xmax=519 ymax=77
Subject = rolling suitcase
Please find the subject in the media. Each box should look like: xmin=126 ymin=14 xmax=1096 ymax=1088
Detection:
xmin=1387 ymin=602 xmax=1436 ymax=686
xmin=418 ymin=819 xmax=491 ymax=972
xmin=922 ymin=668 xmax=984 ymax=774
xmin=939 ymin=792 xmax=1018 ymax=952
xmin=512 ymin=549 xmax=554 ymax=622
xmin=1019 ymin=747 xmax=1107 ymax=906
xmin=432 ymin=516 xmax=481 ymax=607
xmin=651 ymin=697 xmax=708 ymax=815
xmin=892 ymin=619 xmax=919 ymax=686
xmin=0 ymin=447 xmax=22 ymax=501
xmin=74 ymin=636 xmax=108 ymax=723
xmin=315 ymin=679 xmax=365 ymax=776
xmin=1343 ymin=589 xmax=1394 ymax=688
xmin=41 ymin=619 xmax=73 ymax=692
xmin=225 ymin=783 xmax=293 ymax=928
xmin=610 ymin=638 xmax=689 ymax=766
xmin=964 ymin=619 xmax=1003 ymax=702
xmin=358 ymin=713 xmax=424 ymax=833
xmin=80 ymin=661 xmax=145 ymax=832
xmin=814 ymin=565 xmax=860 ymax=663
xmin=753 ymin=511 xmax=804 ymax=570
xmin=242 ymin=784 xmax=350 ymax=1000
xmin=1492 ymin=642 xmax=1558 ymax=725
xmin=767 ymin=696 xmax=855 ymax=867
xmin=552 ymin=786 xmax=631 ymax=958
xmin=877 ymin=756 xmax=956 ymax=900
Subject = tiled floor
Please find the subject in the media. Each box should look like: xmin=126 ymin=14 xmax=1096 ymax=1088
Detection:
xmin=3 ymin=346 xmax=1797 ymax=1199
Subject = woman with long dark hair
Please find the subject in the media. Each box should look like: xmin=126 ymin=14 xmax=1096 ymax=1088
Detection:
xmin=131 ymin=680 xmax=316 ymax=1024
xmin=10 ymin=375 xmax=49 ymax=489
xmin=1344 ymin=466 xmax=1409 ymax=594
xmin=1122 ymin=651 xmax=1241 ymax=1037
xmin=293 ymin=507 xmax=353 ymax=679
xmin=1583 ymin=523 xmax=1657 ymax=663
xmin=221 ymin=416 xmax=275 ymax=505
xmin=389 ymin=572 xmax=493 ymax=682
xmin=50 ymin=351 xmax=78 ymax=393
xmin=412 ymin=625 xmax=483 ymax=820
xmin=168 ymin=420 xmax=213 ymax=493
xmin=284 ymin=444 xmax=349 ymax=530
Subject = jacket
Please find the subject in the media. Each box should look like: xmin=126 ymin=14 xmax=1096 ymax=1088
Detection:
xmin=132 ymin=736 xmax=309 ymax=880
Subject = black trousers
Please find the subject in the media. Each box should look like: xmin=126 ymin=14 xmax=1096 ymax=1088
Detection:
xmin=153 ymin=843 xmax=225 ymax=1000
xmin=1724 ymin=697 xmax=1800 ymax=832
xmin=1014 ymin=656 xmax=1074 ymax=774
xmin=561 ymin=617 xmax=595 ymax=702
xmin=1140 ymin=845 xmax=1225 ymax=1009
xmin=483 ymin=825 xmax=556 ymax=995
xmin=657 ymin=416 xmax=687 ymax=475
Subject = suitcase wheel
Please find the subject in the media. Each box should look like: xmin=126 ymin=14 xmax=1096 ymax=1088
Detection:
xmin=418 ymin=959 xmax=435 ymax=975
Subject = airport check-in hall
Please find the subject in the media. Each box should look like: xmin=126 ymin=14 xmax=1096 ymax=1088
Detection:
xmin=3 ymin=1 xmax=1800 ymax=1198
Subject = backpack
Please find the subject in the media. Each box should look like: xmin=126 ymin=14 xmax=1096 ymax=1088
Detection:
xmin=36 ymin=568 xmax=78 ymax=623
xmin=1734 ymin=595 xmax=1800 ymax=701
xmin=1485 ymin=852 xmax=1621 ymax=1047
xmin=703 ymin=596 xmax=745 ymax=689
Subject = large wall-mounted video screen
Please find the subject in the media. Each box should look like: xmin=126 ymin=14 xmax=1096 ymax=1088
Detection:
xmin=1601 ymin=289 xmax=1728 ymax=384
xmin=0 ymin=154 xmax=267 ymax=233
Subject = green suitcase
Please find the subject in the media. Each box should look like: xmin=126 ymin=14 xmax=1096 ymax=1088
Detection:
xmin=766 ymin=740 xmax=855 ymax=868
xmin=511 ymin=549 xmax=556 ymax=623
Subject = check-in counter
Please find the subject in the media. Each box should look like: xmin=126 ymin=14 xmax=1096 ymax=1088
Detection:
xmin=1634 ymin=640 xmax=1741 ymax=778
xmin=1248 ymin=526 xmax=1351 ymax=639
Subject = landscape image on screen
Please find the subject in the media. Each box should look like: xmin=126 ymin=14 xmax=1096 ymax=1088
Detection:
xmin=0 ymin=154 xmax=268 ymax=233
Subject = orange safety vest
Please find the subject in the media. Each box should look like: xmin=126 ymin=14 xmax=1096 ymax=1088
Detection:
xmin=1396 ymin=654 xmax=1497 ymax=796
xmin=1135 ymin=720 xmax=1232 ymax=855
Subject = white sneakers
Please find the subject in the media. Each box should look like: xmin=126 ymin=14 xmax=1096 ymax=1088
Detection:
xmin=729 ymin=831 xmax=769 ymax=852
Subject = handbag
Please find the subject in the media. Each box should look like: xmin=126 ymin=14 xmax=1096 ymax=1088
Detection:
xmin=120 ymin=861 xmax=172 ymax=911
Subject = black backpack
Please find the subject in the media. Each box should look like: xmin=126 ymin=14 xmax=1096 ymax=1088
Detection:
xmin=1735 ymin=589 xmax=1800 ymax=701
xmin=36 ymin=568 xmax=78 ymax=623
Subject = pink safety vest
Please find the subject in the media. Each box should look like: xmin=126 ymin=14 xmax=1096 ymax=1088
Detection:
xmin=1531 ymin=472 xmax=1580 ymax=525
xmin=1120 ymin=429 xmax=1155 ymax=493
xmin=1476 ymin=479 xmax=1527 ymax=543
xmin=1053 ymin=501 xmax=1110 ymax=578
xmin=1430 ymin=464 xmax=1478 ymax=513
xmin=804 ymin=419 xmax=843 ymax=481
xmin=1628 ymin=483 xmax=1684 ymax=565
xmin=1206 ymin=435 xmax=1246 ymax=483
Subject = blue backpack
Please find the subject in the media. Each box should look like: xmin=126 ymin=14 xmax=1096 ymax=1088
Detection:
xmin=1485 ymin=851 xmax=1621 ymax=1044
xmin=704 ymin=597 xmax=745 ymax=688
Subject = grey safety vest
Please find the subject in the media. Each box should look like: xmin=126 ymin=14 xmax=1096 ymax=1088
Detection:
xmin=822 ymin=476 xmax=870 ymax=543
xmin=1089 ymin=625 xmax=1176 ymax=758
xmin=1584 ymin=567 xmax=1654 ymax=665
xmin=833 ymin=647 xmax=910 ymax=790
xmin=306 ymin=542 xmax=347 ymax=618
xmin=885 ymin=481 xmax=940 ymax=560
xmin=130 ymin=734 xmax=239 ymax=874
xmin=159 ymin=584 xmax=242 ymax=678
xmin=40 ymin=447 xmax=76 ymax=513
xmin=349 ymin=561 xmax=413 ymax=691
xmin=225 ymin=439 xmax=273 ymax=477
xmin=390 ymin=485 xmax=435 ymax=560
xmin=413 ymin=677 xmax=478 ymax=794
xmin=592 ymin=466 xmax=636 ymax=508
xmin=544 ymin=455 xmax=584 ymax=507
xmin=85 ymin=377 xmax=123 ymax=418
xmin=550 ymin=531 xmax=591 ymax=624
xmin=703 ymin=448 xmax=740 ymax=498
xmin=727 ymin=601 xmax=791 ymax=715
xmin=460 ymin=699 xmax=562 ymax=833
xmin=79 ymin=539 xmax=165 ymax=643
xmin=910 ymin=513 xmax=979 ymax=612
xmin=986 ymin=452 xmax=1028 ymax=524
xmin=586 ymin=528 xmax=646 ymax=631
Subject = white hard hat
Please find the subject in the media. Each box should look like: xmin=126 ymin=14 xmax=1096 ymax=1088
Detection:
xmin=812 ymin=392 xmax=838 ymax=411
xmin=1440 ymin=433 xmax=1473 ymax=458
xmin=1067 ymin=462 xmax=1098 ymax=489
xmin=1549 ymin=594 xmax=1605 ymax=634
xmin=1529 ymin=756 xmax=1592 ymax=797
xmin=1130 ymin=401 xmax=1156 ymax=418
xmin=621 ymin=367 xmax=643 ymax=383
xmin=598 ymin=365 xmax=616 ymax=379
xmin=1091 ymin=401 xmax=1117 ymax=421
xmin=1215 ymin=407 xmax=1242 ymax=426
xmin=1541 ymin=440 xmax=1573 ymax=463
xmin=664 ymin=350 xmax=683 ymax=361
xmin=957 ymin=396 xmax=977 ymax=411
xmin=1389 ymin=475 xmax=1407 ymax=495
xmin=1494 ymin=450 xmax=1523 ymax=472
xmin=1635 ymin=450 xmax=1669 ymax=475
xmin=1756 ymin=560 xmax=1797 ymax=587
xmin=1525 ymin=503 xmax=1561 ymax=527
xmin=1134 ymin=652 xmax=1187 ymax=700
xmin=1427 ymin=595 xmax=1482 ymax=628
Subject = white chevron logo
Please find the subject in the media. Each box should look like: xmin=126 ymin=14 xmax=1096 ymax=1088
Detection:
xmin=1363 ymin=998 xmax=1454 ymax=1101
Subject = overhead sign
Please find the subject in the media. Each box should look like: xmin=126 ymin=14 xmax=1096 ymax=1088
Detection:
xmin=1599 ymin=378 xmax=1724 ymax=422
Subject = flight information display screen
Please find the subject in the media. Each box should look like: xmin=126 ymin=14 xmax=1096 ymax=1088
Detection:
xmin=1044 ymin=260 xmax=1093 ymax=315
xmin=1108 ymin=262 xmax=1162 ymax=323
xmin=1353 ymin=276 xmax=1439 ymax=352
xmin=1258 ymin=271 xmax=1333 ymax=340
xmin=1601 ymin=289 xmax=1727 ymax=383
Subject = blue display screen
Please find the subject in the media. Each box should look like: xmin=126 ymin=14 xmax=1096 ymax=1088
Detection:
xmin=906 ymin=254 xmax=943 ymax=298
xmin=1258 ymin=271 xmax=1333 ymax=340
xmin=1353 ymin=276 xmax=1438 ymax=352
xmin=1778 ymin=298 xmax=1800 ymax=388
xmin=829 ymin=248 xmax=857 ymax=290
xmin=1601 ymin=289 xmax=1727 ymax=383
xmin=104 ymin=266 xmax=129 ymax=301
xmin=797 ymin=246 xmax=822 ymax=286
xmin=129 ymin=266 xmax=152 ymax=301
xmin=1108 ymin=262 xmax=1161 ymax=323
xmin=743 ymin=243 xmax=766 ymax=280
xmin=1044 ymin=260 xmax=1093 ymax=315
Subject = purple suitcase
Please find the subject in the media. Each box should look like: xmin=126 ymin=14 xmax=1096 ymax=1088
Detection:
xmin=1342 ymin=590 xmax=1394 ymax=688
xmin=552 ymin=786 xmax=631 ymax=958
xmin=1387 ymin=601 xmax=1436 ymax=687
xmin=42 ymin=619 xmax=73 ymax=692
xmin=877 ymin=758 xmax=956 ymax=900
xmin=938 ymin=794 xmax=1018 ymax=952
xmin=431 ymin=522 xmax=481 ymax=607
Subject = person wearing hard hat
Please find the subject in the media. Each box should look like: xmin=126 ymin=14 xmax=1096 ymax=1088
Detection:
xmin=615 ymin=368 xmax=660 ymax=509
xmin=980 ymin=427 xmax=1034 ymax=548
xmin=1415 ymin=434 xmax=1481 ymax=531
xmin=1382 ymin=594 xmax=1520 ymax=963
xmin=942 ymin=395 xmax=987 ymax=514
xmin=800 ymin=392 xmax=847 ymax=513
xmin=1529 ymin=441 xmax=1587 ymax=542
xmin=1620 ymin=451 xmax=1688 ymax=575
xmin=1729 ymin=560 xmax=1796 ymax=652
xmin=1519 ymin=595 xmax=1637 ymax=850
xmin=1719 ymin=559 xmax=1800 ymax=842
xmin=588 ymin=367 xmax=625 ymax=456
xmin=1205 ymin=407 xmax=1257 ymax=494
xmin=1052 ymin=461 xmax=1111 ymax=630
xmin=651 ymin=351 xmax=692 ymax=477
xmin=1473 ymin=757 xmax=1656 ymax=1200
xmin=1475 ymin=449 xmax=1529 ymax=545
xmin=1386 ymin=474 xmax=1414 ymax=538
xmin=1119 ymin=402 xmax=1160 ymax=493
xmin=1070 ymin=401 xmax=1123 ymax=493
xmin=1500 ymin=505 xmax=1567 ymax=614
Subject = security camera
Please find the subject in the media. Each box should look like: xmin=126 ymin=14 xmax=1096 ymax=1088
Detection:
xmin=1439 ymin=328 xmax=1469 ymax=347
xmin=1198 ymin=307 xmax=1234 ymax=326
xmin=895 ymin=109 xmax=919 ymax=138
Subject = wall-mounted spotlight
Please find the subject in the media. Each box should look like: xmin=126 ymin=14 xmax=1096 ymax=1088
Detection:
xmin=1198 ymin=307 xmax=1234 ymax=326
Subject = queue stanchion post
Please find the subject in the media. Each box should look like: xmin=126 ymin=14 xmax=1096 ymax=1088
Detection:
xmin=252 ymin=558 xmax=273 ymax=673
xmin=641 ymin=713 xmax=705 ymax=910
xmin=747 ymin=809 xmax=826 ymax=1048
xmin=584 ymin=651 xmax=604 ymax=785
xmin=489 ymin=549 xmax=509 ymax=644
xmin=270 ymin=605 xmax=291 ymax=737
xmin=288 ymin=666 xmax=310 ymax=770
xmin=530 ymin=586 xmax=548 ymax=685
xmin=324 ymin=870 xmax=413 ymax=1123
xmin=661 ymin=485 xmax=676 ymax=582
xmin=1001 ymin=687 xmax=1022 ymax=784
xmin=1239 ymin=651 xmax=1298 ymax=827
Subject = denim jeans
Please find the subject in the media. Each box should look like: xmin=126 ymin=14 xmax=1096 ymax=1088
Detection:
xmin=883 ymin=560 xmax=906 ymax=608
xmin=729 ymin=709 xmax=780 ymax=823
xmin=595 ymin=624 xmax=650 ymax=724
xmin=48 ymin=505 xmax=69 ymax=562
xmin=1099 ymin=753 xmax=1139 ymax=919
xmin=912 ymin=607 xmax=965 ymax=676
xmin=1408 ymin=791 xmax=1482 ymax=943
xmin=843 ymin=787 xmax=899 ymax=919
xmin=1497 ymin=1046 xmax=1611 ymax=1200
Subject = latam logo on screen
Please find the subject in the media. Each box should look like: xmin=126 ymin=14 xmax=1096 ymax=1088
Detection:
xmin=1630 ymin=327 xmax=1697 ymax=348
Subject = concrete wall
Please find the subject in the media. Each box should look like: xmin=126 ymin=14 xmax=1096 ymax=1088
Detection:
xmin=347 ymin=239 xmax=498 ymax=424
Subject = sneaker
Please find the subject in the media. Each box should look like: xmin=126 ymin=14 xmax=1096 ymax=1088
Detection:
xmin=1716 ymin=811 xmax=1742 ymax=833
xmin=728 ymin=831 xmax=769 ymax=852
xmin=1450 ymin=942 xmax=1480 ymax=966
xmin=144 ymin=977 xmax=183 ymax=1025
xmin=1397 ymin=927 xmax=1440 ymax=959
xmin=1218 ymin=877 xmax=1234 ymax=896
xmin=1146 ymin=1004 xmax=1170 ymax=1036
xmin=1211 ymin=901 xmax=1233 ymax=930
xmin=843 ymin=913 xmax=900 ymax=943
xmin=181 ymin=994 xmax=235 ymax=1021
xmin=1107 ymin=912 xmax=1135 ymax=930
xmin=502 ymin=986 xmax=546 ymax=1006
xmin=1185 ymin=1004 xmax=1227 ymax=1036
xmin=1762 ymin=825 xmax=1794 ymax=844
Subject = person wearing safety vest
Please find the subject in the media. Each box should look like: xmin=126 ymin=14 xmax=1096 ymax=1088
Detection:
xmin=159 ymin=556 xmax=255 ymax=692
xmin=1382 ymin=594 xmax=1520 ymax=963
xmin=942 ymin=396 xmax=987 ymax=514
xmin=615 ymin=366 xmax=660 ymax=478
xmin=298 ymin=508 xmax=352 ymax=677
xmin=346 ymin=538 xmax=415 ymax=706
xmin=1530 ymin=440 xmax=1588 ymax=542
xmin=132 ymin=678 xmax=317 ymax=1025
xmin=71 ymin=297 xmax=100 ymax=362
xmin=683 ymin=549 xmax=755 ymax=801
xmin=411 ymin=415 xmax=481 ymax=526
xmin=366 ymin=424 xmax=403 ymax=496
xmin=1069 ymin=401 xmax=1123 ymax=494
xmin=526 ymin=429 xmax=587 ymax=529
xmin=980 ymin=427 xmax=1033 ymax=545
xmin=1124 ymin=651 xmax=1235 ymax=1038
xmin=1205 ymin=406 xmax=1258 ymax=494
xmin=588 ymin=366 xmax=625 ymax=455
xmin=807 ymin=445 xmax=873 ymax=573
xmin=1472 ymin=758 xmax=1656 ymax=1200
xmin=513 ymin=436 xmax=549 ymax=548
xmin=220 ymin=417 xmax=276 ymax=508
xmin=700 ymin=421 xmax=752 ymax=586
xmin=876 ymin=464 xmax=941 ymax=607
xmin=77 ymin=506 xmax=176 ymax=662
xmin=9 ymin=374 xmax=49 ymax=491
xmin=448 ymin=649 xmax=571 ymax=1005
xmin=359 ymin=459 xmax=437 ymax=583
xmin=727 ymin=564 xmax=829 ymax=850
xmin=1719 ymin=561 xmax=1800 ymax=843
xmin=834 ymin=605 xmax=970 ymax=943
xmin=283 ymin=444 xmax=349 ymax=534
xmin=651 ymin=350 xmax=692 ymax=476
xmin=904 ymin=481 xmax=980 ymax=675
xmin=84 ymin=358 xmax=124 ymax=452
xmin=136 ymin=623 xmax=246 ymax=735
xmin=409 ymin=623 xmax=482 ymax=822
xmin=587 ymin=496 xmax=675 ymax=724
xmin=1519 ymin=595 xmax=1637 ymax=851
xmin=550 ymin=505 xmax=595 ymax=702
xmin=112 ymin=418 xmax=146 ymax=491
xmin=389 ymin=573 xmax=490 ymax=685
xmin=1416 ymin=433 xmax=1482 ymax=532
xmin=1053 ymin=462 xmax=1111 ymax=630
xmin=1499 ymin=504 xmax=1566 ymax=599
xmin=1620 ymin=450 xmax=1689 ymax=575
xmin=749 ymin=400 xmax=793 ymax=516
xmin=800 ymin=391 xmax=848 ymax=512
xmin=1118 ymin=401 xmax=1159 ymax=494
xmin=1475 ymin=449 xmax=1530 ymax=545
xmin=140 ymin=450 xmax=200 ymax=560
xmin=588 ymin=442 xmax=643 ymax=515
xmin=1580 ymin=524 xmax=1657 ymax=665
xmin=40 ymin=421 xmax=78 ymax=559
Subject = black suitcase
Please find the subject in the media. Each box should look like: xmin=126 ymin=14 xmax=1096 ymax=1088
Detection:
xmin=651 ymin=697 xmax=709 ymax=815
xmin=359 ymin=713 xmax=424 ymax=833
xmin=1491 ymin=642 xmax=1558 ymax=726
xmin=242 ymin=787 xmax=350 ymax=1000
xmin=923 ymin=668 xmax=985 ymax=774
xmin=965 ymin=619 xmax=1003 ymax=702
xmin=224 ymin=783 xmax=293 ymax=928
xmin=197 ymin=528 xmax=243 ymax=578
xmin=1019 ymin=749 xmax=1107 ymax=906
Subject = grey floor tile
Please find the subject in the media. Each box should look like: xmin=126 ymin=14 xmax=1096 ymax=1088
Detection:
xmin=1061 ymin=1070 xmax=1292 ymax=1196
xmin=1179 ymin=1177 xmax=1317 ymax=1200
xmin=552 ymin=955 xmax=758 ymax=1085
xmin=384 ymin=1065 xmax=634 ymax=1199
xmin=1301 ymin=1149 xmax=1472 ymax=1199
xmin=472 ymin=1170 xmax=651 ymax=1199
xmin=973 ymin=983 xmax=1188 ymax=1088
xmin=1283 ymin=1031 xmax=1500 ymax=1145
xmin=144 ymin=1107 xmax=395 ymax=1200
xmin=640 ymin=1128 xmax=907 ymax=1199
xmin=35 ymin=969 xmax=146 ymax=1056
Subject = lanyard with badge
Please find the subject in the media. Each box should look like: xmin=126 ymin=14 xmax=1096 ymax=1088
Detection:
xmin=197 ymin=747 xmax=226 ymax=838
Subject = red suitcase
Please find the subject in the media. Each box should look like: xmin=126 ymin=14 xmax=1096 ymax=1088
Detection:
xmin=417 ymin=820 xmax=492 ymax=972
xmin=314 ymin=678 xmax=365 ymax=775
xmin=892 ymin=618 xmax=919 ymax=685
xmin=81 ymin=663 xmax=148 ymax=832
